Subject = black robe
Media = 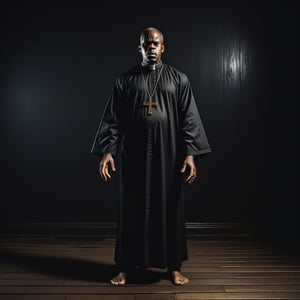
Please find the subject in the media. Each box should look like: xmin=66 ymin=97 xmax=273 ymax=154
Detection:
xmin=91 ymin=63 xmax=211 ymax=270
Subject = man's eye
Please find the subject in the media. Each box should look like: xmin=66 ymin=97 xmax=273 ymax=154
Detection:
xmin=144 ymin=42 xmax=159 ymax=47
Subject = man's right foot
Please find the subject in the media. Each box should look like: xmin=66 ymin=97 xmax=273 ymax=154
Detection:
xmin=171 ymin=270 xmax=189 ymax=286
xmin=110 ymin=272 xmax=127 ymax=286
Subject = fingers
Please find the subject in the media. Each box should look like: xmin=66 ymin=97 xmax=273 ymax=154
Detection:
xmin=100 ymin=162 xmax=111 ymax=181
xmin=180 ymin=163 xmax=187 ymax=173
xmin=186 ymin=167 xmax=197 ymax=184
xmin=104 ymin=163 xmax=111 ymax=180
xmin=100 ymin=162 xmax=108 ymax=181
xmin=100 ymin=157 xmax=116 ymax=182
xmin=181 ymin=157 xmax=197 ymax=184
xmin=110 ymin=159 xmax=116 ymax=172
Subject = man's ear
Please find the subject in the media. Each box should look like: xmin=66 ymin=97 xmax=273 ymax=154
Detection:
xmin=161 ymin=44 xmax=165 ymax=53
xmin=138 ymin=45 xmax=142 ymax=53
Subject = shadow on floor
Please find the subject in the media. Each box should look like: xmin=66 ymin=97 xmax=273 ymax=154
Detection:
xmin=0 ymin=248 xmax=166 ymax=284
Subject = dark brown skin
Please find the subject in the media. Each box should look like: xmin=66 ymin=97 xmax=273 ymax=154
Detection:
xmin=99 ymin=153 xmax=115 ymax=182
xmin=100 ymin=28 xmax=193 ymax=286
xmin=139 ymin=27 xmax=165 ymax=65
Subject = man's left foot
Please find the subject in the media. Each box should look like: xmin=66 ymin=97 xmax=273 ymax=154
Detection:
xmin=171 ymin=270 xmax=189 ymax=285
xmin=110 ymin=272 xmax=127 ymax=286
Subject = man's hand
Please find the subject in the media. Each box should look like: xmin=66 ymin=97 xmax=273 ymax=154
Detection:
xmin=180 ymin=155 xmax=197 ymax=184
xmin=99 ymin=153 xmax=116 ymax=182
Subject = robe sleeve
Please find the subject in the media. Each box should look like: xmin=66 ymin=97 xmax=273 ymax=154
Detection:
xmin=178 ymin=74 xmax=212 ymax=159
xmin=90 ymin=78 xmax=124 ymax=157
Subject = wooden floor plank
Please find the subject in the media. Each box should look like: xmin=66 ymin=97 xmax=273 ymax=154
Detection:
xmin=66 ymin=296 xmax=134 ymax=300
xmin=177 ymin=278 xmax=300 ymax=285
xmin=183 ymin=273 xmax=300 ymax=279
xmin=0 ymin=297 xmax=65 ymax=300
xmin=0 ymin=280 xmax=66 ymax=286
xmin=225 ymin=285 xmax=300 ymax=292
xmin=176 ymin=292 xmax=300 ymax=299
xmin=182 ymin=267 xmax=300 ymax=273
xmin=135 ymin=295 xmax=175 ymax=300
xmin=0 ymin=273 xmax=67 ymax=280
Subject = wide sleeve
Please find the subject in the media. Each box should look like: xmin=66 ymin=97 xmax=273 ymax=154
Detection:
xmin=178 ymin=74 xmax=212 ymax=159
xmin=90 ymin=78 xmax=124 ymax=156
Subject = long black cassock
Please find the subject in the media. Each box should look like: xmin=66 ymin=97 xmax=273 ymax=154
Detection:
xmin=91 ymin=62 xmax=211 ymax=270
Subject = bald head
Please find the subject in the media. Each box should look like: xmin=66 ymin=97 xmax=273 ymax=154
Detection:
xmin=139 ymin=27 xmax=165 ymax=65
xmin=140 ymin=27 xmax=164 ymax=44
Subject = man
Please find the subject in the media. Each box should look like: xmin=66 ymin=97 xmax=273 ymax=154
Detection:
xmin=91 ymin=27 xmax=211 ymax=286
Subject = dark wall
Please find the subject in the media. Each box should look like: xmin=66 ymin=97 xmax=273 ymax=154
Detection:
xmin=0 ymin=1 xmax=297 ymax=232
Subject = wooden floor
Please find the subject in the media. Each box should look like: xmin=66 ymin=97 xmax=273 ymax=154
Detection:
xmin=0 ymin=234 xmax=300 ymax=300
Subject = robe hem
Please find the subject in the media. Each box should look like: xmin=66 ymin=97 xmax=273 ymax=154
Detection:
xmin=114 ymin=258 xmax=188 ymax=271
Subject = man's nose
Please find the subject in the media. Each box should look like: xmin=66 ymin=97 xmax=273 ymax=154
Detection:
xmin=148 ymin=43 xmax=155 ymax=49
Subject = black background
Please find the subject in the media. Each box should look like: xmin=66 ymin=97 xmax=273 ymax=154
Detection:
xmin=0 ymin=1 xmax=298 ymax=242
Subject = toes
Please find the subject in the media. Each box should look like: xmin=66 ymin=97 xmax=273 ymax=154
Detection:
xmin=175 ymin=279 xmax=188 ymax=285
xmin=111 ymin=277 xmax=118 ymax=283
xmin=110 ymin=276 xmax=126 ymax=286
xmin=173 ymin=273 xmax=189 ymax=286
xmin=178 ymin=279 xmax=186 ymax=285
xmin=110 ymin=278 xmax=119 ymax=286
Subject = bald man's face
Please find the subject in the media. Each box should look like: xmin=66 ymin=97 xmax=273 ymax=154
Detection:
xmin=139 ymin=30 xmax=164 ymax=64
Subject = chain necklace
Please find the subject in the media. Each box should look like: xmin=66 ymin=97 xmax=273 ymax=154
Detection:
xmin=140 ymin=64 xmax=164 ymax=116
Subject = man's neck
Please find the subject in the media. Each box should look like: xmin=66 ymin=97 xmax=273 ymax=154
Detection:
xmin=141 ymin=61 xmax=162 ymax=70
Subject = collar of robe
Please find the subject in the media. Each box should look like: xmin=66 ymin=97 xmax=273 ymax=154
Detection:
xmin=141 ymin=61 xmax=163 ymax=71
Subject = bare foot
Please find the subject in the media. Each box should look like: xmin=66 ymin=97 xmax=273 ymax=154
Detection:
xmin=110 ymin=272 xmax=127 ymax=286
xmin=171 ymin=270 xmax=189 ymax=286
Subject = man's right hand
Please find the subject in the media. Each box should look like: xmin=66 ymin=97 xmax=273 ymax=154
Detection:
xmin=99 ymin=153 xmax=116 ymax=182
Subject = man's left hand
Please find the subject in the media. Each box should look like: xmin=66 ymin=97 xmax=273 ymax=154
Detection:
xmin=180 ymin=155 xmax=197 ymax=184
